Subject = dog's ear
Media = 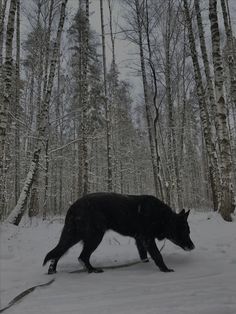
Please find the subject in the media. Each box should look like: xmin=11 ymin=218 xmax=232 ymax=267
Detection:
xmin=185 ymin=210 xmax=190 ymax=219
xmin=179 ymin=209 xmax=190 ymax=219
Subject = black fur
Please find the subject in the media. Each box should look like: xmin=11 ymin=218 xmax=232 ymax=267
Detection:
xmin=43 ymin=193 xmax=194 ymax=274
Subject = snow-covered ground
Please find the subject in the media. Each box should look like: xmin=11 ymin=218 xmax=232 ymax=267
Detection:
xmin=1 ymin=212 xmax=236 ymax=314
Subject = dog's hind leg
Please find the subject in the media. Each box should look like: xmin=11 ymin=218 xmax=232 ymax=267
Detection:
xmin=44 ymin=226 xmax=80 ymax=274
xmin=78 ymin=232 xmax=104 ymax=273
xmin=135 ymin=238 xmax=149 ymax=262
xmin=46 ymin=238 xmax=79 ymax=274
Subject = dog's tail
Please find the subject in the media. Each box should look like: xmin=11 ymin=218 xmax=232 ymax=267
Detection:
xmin=43 ymin=214 xmax=77 ymax=266
xmin=43 ymin=246 xmax=60 ymax=266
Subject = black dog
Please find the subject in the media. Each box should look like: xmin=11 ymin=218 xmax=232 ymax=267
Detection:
xmin=43 ymin=193 xmax=195 ymax=274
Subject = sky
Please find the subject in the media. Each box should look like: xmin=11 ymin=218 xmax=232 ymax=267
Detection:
xmin=19 ymin=0 xmax=236 ymax=102
xmin=66 ymin=0 xmax=236 ymax=100
xmin=67 ymin=0 xmax=142 ymax=95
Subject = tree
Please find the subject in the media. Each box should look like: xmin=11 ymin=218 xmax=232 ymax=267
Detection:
xmin=209 ymin=0 xmax=235 ymax=221
xmin=193 ymin=0 xmax=221 ymax=210
xmin=7 ymin=0 xmax=68 ymax=225
xmin=100 ymin=0 xmax=113 ymax=191
xmin=14 ymin=0 xmax=21 ymax=205
xmin=183 ymin=0 xmax=222 ymax=212
xmin=134 ymin=0 xmax=159 ymax=197
xmin=220 ymin=0 xmax=236 ymax=110
xmin=0 ymin=0 xmax=17 ymax=219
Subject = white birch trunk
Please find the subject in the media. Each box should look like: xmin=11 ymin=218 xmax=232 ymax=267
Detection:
xmin=14 ymin=0 xmax=20 ymax=204
xmin=82 ymin=0 xmax=89 ymax=195
xmin=0 ymin=0 xmax=17 ymax=219
xmin=194 ymin=0 xmax=218 ymax=133
xmin=7 ymin=0 xmax=68 ymax=225
xmin=220 ymin=0 xmax=236 ymax=110
xmin=209 ymin=0 xmax=234 ymax=221
xmin=100 ymin=0 xmax=113 ymax=192
xmin=0 ymin=0 xmax=8 ymax=66
xmin=194 ymin=0 xmax=221 ymax=210
xmin=135 ymin=0 xmax=159 ymax=197
xmin=183 ymin=0 xmax=221 ymax=212
xmin=145 ymin=0 xmax=165 ymax=201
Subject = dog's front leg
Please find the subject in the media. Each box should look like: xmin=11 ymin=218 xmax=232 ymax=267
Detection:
xmin=144 ymin=238 xmax=174 ymax=272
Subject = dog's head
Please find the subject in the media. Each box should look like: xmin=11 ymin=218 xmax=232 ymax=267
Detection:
xmin=168 ymin=209 xmax=195 ymax=251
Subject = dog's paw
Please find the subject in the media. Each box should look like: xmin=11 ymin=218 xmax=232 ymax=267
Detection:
xmin=88 ymin=268 xmax=104 ymax=273
xmin=160 ymin=267 xmax=174 ymax=273
xmin=48 ymin=269 xmax=57 ymax=275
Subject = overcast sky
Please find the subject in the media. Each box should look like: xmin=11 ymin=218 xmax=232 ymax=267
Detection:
xmin=66 ymin=0 xmax=236 ymax=99
xmin=20 ymin=0 xmax=236 ymax=101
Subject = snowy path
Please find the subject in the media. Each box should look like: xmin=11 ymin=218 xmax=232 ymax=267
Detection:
xmin=1 ymin=213 xmax=236 ymax=314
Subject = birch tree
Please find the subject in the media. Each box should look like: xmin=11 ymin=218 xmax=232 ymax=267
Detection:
xmin=100 ymin=0 xmax=113 ymax=191
xmin=14 ymin=0 xmax=20 ymax=204
xmin=81 ymin=0 xmax=89 ymax=195
xmin=183 ymin=0 xmax=221 ymax=212
xmin=144 ymin=0 xmax=165 ymax=201
xmin=0 ymin=0 xmax=8 ymax=65
xmin=220 ymin=0 xmax=236 ymax=110
xmin=134 ymin=0 xmax=159 ymax=197
xmin=28 ymin=0 xmax=54 ymax=218
xmin=194 ymin=0 xmax=217 ymax=132
xmin=0 ymin=0 xmax=17 ymax=219
xmin=209 ymin=0 xmax=235 ymax=221
xmin=7 ymin=0 xmax=68 ymax=225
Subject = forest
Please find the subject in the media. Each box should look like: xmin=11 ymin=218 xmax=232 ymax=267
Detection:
xmin=1 ymin=1 xmax=236 ymax=313
xmin=0 ymin=0 xmax=235 ymax=225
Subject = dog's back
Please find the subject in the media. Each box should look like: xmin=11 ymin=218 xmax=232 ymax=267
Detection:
xmin=67 ymin=192 xmax=170 ymax=238
xmin=67 ymin=192 xmax=143 ymax=237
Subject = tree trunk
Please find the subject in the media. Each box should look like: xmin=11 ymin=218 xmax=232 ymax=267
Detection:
xmin=7 ymin=0 xmax=68 ymax=225
xmin=81 ymin=0 xmax=89 ymax=195
xmin=194 ymin=0 xmax=218 ymax=138
xmin=42 ymin=139 xmax=49 ymax=220
xmin=220 ymin=0 xmax=236 ymax=110
xmin=209 ymin=0 xmax=234 ymax=221
xmin=145 ymin=0 xmax=165 ymax=201
xmin=28 ymin=1 xmax=44 ymax=218
xmin=194 ymin=0 xmax=221 ymax=210
xmin=100 ymin=0 xmax=113 ymax=192
xmin=164 ymin=0 xmax=181 ymax=208
xmin=0 ymin=0 xmax=8 ymax=66
xmin=28 ymin=168 xmax=40 ymax=218
xmin=0 ymin=0 xmax=17 ymax=219
xmin=14 ymin=0 xmax=20 ymax=205
xmin=183 ymin=0 xmax=221 ymax=212
xmin=134 ymin=0 xmax=159 ymax=197
xmin=42 ymin=0 xmax=54 ymax=100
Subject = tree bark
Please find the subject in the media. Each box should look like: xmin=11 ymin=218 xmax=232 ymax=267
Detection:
xmin=14 ymin=0 xmax=20 ymax=205
xmin=194 ymin=0 xmax=218 ymax=135
xmin=0 ymin=0 xmax=8 ymax=66
xmin=220 ymin=0 xmax=236 ymax=110
xmin=193 ymin=0 xmax=221 ymax=210
xmin=0 ymin=0 xmax=17 ymax=219
xmin=100 ymin=0 xmax=113 ymax=192
xmin=134 ymin=0 xmax=159 ymax=197
xmin=28 ymin=1 xmax=44 ymax=218
xmin=7 ymin=0 xmax=68 ymax=225
xmin=144 ymin=0 xmax=165 ymax=201
xmin=81 ymin=0 xmax=89 ymax=195
xmin=209 ymin=0 xmax=234 ymax=221
xmin=183 ymin=0 xmax=221 ymax=212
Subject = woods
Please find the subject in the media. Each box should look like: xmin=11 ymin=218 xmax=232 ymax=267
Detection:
xmin=0 ymin=0 xmax=235 ymax=224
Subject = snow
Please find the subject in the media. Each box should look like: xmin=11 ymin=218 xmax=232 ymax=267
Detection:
xmin=1 ymin=212 xmax=236 ymax=314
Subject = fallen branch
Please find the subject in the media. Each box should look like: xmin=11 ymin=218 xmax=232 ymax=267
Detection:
xmin=0 ymin=279 xmax=55 ymax=313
